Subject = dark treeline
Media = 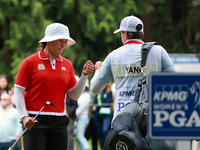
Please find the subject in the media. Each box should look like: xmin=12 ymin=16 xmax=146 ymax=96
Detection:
xmin=0 ymin=0 xmax=200 ymax=87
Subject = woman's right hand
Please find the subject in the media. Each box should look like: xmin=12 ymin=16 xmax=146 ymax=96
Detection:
xmin=82 ymin=60 xmax=94 ymax=75
xmin=22 ymin=116 xmax=38 ymax=130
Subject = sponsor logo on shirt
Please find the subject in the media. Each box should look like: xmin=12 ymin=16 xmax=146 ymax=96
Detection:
xmin=38 ymin=64 xmax=45 ymax=70
xmin=116 ymin=90 xmax=145 ymax=112
xmin=61 ymin=67 xmax=66 ymax=71
xmin=119 ymin=91 xmax=136 ymax=96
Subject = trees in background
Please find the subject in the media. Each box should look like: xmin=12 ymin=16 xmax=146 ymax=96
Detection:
xmin=150 ymin=0 xmax=200 ymax=53
xmin=0 ymin=0 xmax=46 ymax=86
xmin=0 ymin=0 xmax=200 ymax=87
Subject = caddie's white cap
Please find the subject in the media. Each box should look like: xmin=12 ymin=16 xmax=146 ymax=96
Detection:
xmin=114 ymin=15 xmax=144 ymax=34
xmin=39 ymin=23 xmax=76 ymax=46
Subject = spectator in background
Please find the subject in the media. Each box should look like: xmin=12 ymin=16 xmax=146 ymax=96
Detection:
xmin=10 ymin=87 xmax=16 ymax=107
xmin=0 ymin=93 xmax=22 ymax=150
xmin=10 ymin=75 xmax=16 ymax=107
xmin=85 ymin=109 xmax=98 ymax=150
xmin=66 ymin=75 xmax=79 ymax=150
xmin=0 ymin=76 xmax=11 ymax=96
xmin=92 ymin=82 xmax=113 ymax=150
xmin=76 ymin=79 xmax=91 ymax=150
xmin=84 ymin=92 xmax=98 ymax=150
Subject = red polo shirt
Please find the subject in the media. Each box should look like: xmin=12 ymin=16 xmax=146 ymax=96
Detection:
xmin=14 ymin=49 xmax=77 ymax=115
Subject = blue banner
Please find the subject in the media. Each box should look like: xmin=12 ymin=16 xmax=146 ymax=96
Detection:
xmin=170 ymin=55 xmax=200 ymax=64
xmin=148 ymin=72 xmax=200 ymax=140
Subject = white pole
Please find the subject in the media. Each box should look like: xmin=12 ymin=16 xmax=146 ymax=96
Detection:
xmin=176 ymin=140 xmax=192 ymax=150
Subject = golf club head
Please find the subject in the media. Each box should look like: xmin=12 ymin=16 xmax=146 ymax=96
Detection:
xmin=46 ymin=101 xmax=57 ymax=107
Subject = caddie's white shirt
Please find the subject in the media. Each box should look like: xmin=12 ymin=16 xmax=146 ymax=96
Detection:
xmin=91 ymin=39 xmax=176 ymax=125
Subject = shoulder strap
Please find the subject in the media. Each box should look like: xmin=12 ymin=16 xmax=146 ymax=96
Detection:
xmin=141 ymin=42 xmax=159 ymax=68
xmin=134 ymin=42 xmax=159 ymax=104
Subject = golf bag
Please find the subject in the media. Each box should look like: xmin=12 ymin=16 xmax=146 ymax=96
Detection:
xmin=109 ymin=42 xmax=157 ymax=150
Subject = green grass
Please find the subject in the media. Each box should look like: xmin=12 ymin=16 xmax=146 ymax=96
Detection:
xmin=74 ymin=138 xmax=102 ymax=150
xmin=20 ymin=136 xmax=102 ymax=150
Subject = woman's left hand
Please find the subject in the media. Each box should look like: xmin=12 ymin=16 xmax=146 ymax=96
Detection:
xmin=82 ymin=60 xmax=94 ymax=75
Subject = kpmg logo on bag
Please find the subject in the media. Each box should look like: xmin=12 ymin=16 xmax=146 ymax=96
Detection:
xmin=148 ymin=72 xmax=200 ymax=140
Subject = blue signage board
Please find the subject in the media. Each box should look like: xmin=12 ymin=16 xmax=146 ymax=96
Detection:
xmin=170 ymin=55 xmax=200 ymax=64
xmin=148 ymin=72 xmax=200 ymax=140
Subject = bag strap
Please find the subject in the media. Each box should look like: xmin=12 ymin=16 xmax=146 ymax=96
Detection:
xmin=134 ymin=42 xmax=159 ymax=103
xmin=141 ymin=42 xmax=159 ymax=71
xmin=134 ymin=77 xmax=146 ymax=103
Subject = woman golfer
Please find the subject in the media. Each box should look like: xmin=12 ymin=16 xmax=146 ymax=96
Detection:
xmin=14 ymin=23 xmax=94 ymax=150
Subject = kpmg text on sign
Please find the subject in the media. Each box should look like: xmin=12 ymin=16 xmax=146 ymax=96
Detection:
xmin=148 ymin=73 xmax=200 ymax=140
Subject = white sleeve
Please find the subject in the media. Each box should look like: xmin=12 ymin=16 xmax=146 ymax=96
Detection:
xmin=67 ymin=73 xmax=87 ymax=100
xmin=14 ymin=86 xmax=28 ymax=119
xmin=90 ymin=70 xmax=107 ymax=94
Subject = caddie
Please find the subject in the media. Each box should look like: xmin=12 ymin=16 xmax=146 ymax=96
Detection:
xmin=90 ymin=15 xmax=176 ymax=150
